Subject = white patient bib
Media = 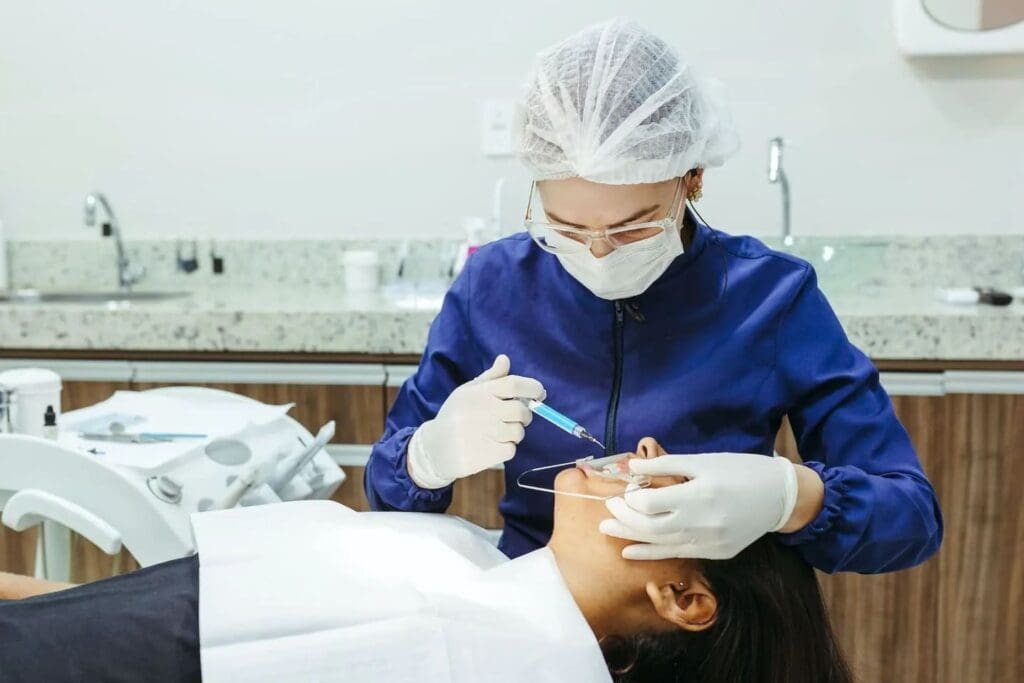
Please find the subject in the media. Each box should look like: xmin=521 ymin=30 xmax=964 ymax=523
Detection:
xmin=191 ymin=501 xmax=611 ymax=683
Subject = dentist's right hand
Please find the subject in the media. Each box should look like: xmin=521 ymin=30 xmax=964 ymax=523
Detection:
xmin=406 ymin=354 xmax=546 ymax=489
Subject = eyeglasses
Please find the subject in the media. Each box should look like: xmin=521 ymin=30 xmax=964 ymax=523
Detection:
xmin=523 ymin=179 xmax=685 ymax=255
xmin=516 ymin=453 xmax=652 ymax=501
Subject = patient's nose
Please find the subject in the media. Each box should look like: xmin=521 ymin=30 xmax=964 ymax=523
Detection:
xmin=635 ymin=437 xmax=665 ymax=459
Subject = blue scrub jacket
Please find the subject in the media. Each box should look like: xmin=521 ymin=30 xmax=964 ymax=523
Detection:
xmin=365 ymin=221 xmax=943 ymax=573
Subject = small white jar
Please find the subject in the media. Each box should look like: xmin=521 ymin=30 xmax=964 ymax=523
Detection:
xmin=0 ymin=367 xmax=62 ymax=438
xmin=342 ymin=250 xmax=381 ymax=293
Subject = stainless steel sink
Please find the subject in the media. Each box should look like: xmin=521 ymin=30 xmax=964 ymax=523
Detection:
xmin=0 ymin=289 xmax=191 ymax=304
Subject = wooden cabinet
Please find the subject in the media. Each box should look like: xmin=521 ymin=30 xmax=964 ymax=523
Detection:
xmin=776 ymin=393 xmax=1024 ymax=683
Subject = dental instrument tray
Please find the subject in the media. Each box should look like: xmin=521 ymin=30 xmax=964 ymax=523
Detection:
xmin=0 ymin=387 xmax=345 ymax=568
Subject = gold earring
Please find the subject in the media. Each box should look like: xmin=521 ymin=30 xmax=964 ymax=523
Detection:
xmin=689 ymin=185 xmax=703 ymax=202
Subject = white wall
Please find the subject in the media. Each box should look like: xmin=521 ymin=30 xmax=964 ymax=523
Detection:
xmin=1 ymin=0 xmax=1023 ymax=241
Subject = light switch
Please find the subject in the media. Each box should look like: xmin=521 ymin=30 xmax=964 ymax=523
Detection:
xmin=480 ymin=99 xmax=516 ymax=157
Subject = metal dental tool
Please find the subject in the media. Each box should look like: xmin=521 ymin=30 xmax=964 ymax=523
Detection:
xmin=267 ymin=420 xmax=336 ymax=493
xmin=516 ymin=454 xmax=651 ymax=501
xmin=81 ymin=432 xmax=171 ymax=444
xmin=521 ymin=399 xmax=604 ymax=449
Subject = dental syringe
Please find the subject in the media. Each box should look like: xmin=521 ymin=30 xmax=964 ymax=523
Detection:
xmin=522 ymin=399 xmax=605 ymax=449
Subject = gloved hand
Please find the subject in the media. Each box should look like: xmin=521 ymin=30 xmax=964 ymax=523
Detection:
xmin=406 ymin=354 xmax=545 ymax=489
xmin=599 ymin=453 xmax=799 ymax=560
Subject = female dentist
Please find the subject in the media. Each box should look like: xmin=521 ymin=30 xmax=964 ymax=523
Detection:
xmin=366 ymin=18 xmax=942 ymax=574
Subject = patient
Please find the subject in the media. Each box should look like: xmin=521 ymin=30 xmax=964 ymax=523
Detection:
xmin=0 ymin=438 xmax=851 ymax=683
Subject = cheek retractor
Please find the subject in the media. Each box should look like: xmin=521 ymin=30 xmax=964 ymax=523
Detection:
xmin=577 ymin=453 xmax=652 ymax=486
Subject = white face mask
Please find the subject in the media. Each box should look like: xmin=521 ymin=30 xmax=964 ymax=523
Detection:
xmin=554 ymin=223 xmax=684 ymax=300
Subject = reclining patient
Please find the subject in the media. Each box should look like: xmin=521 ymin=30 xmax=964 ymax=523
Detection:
xmin=0 ymin=438 xmax=851 ymax=683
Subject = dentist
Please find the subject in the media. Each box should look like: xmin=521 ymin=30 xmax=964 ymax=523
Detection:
xmin=365 ymin=18 xmax=941 ymax=573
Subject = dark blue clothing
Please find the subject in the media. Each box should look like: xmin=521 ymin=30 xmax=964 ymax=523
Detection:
xmin=0 ymin=555 xmax=200 ymax=682
xmin=365 ymin=221 xmax=943 ymax=573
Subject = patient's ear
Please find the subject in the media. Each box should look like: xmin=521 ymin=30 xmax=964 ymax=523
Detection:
xmin=646 ymin=575 xmax=717 ymax=632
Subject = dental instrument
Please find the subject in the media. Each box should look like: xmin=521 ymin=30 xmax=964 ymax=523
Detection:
xmin=267 ymin=420 xmax=336 ymax=493
xmin=577 ymin=452 xmax=648 ymax=481
xmin=516 ymin=454 xmax=651 ymax=501
xmin=215 ymin=464 xmax=262 ymax=510
xmin=521 ymin=399 xmax=605 ymax=448
xmin=81 ymin=432 xmax=172 ymax=444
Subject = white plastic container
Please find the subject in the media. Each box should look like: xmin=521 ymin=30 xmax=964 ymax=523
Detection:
xmin=0 ymin=368 xmax=62 ymax=437
xmin=342 ymin=250 xmax=381 ymax=293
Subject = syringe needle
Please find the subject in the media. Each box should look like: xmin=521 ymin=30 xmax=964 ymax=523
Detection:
xmin=581 ymin=431 xmax=605 ymax=449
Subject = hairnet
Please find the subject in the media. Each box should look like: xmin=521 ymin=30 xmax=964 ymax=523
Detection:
xmin=515 ymin=18 xmax=740 ymax=184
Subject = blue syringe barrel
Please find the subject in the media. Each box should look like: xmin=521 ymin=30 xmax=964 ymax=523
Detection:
xmin=523 ymin=399 xmax=582 ymax=437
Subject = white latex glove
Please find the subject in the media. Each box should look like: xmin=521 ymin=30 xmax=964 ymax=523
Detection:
xmin=599 ymin=453 xmax=799 ymax=560
xmin=406 ymin=354 xmax=545 ymax=489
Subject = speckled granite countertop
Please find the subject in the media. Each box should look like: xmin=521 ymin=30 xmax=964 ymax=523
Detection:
xmin=0 ymin=283 xmax=1022 ymax=360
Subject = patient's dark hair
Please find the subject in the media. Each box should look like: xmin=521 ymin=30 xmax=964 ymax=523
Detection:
xmin=600 ymin=537 xmax=853 ymax=683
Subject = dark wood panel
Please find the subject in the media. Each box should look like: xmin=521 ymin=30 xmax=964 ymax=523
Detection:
xmin=62 ymin=380 xmax=134 ymax=412
xmin=451 ymin=470 xmax=505 ymax=530
xmin=934 ymin=394 xmax=1024 ymax=682
xmin=777 ymin=394 xmax=1024 ymax=683
xmin=332 ymin=467 xmax=371 ymax=512
xmin=0 ymin=527 xmax=140 ymax=582
xmin=0 ymin=525 xmax=37 ymax=576
xmin=333 ymin=466 xmax=506 ymax=531
xmin=69 ymin=533 xmax=140 ymax=583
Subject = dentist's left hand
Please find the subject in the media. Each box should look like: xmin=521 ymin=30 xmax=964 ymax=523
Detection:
xmin=599 ymin=453 xmax=801 ymax=560
xmin=406 ymin=354 xmax=545 ymax=489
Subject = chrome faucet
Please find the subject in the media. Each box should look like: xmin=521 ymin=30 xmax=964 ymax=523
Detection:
xmin=84 ymin=192 xmax=145 ymax=290
xmin=768 ymin=137 xmax=792 ymax=247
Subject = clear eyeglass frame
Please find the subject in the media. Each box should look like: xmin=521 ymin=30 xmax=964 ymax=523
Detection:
xmin=523 ymin=178 xmax=685 ymax=256
xmin=516 ymin=454 xmax=652 ymax=501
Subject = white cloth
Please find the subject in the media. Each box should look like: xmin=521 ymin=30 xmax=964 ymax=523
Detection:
xmin=192 ymin=501 xmax=611 ymax=683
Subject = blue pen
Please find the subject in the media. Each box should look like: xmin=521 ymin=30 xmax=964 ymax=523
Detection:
xmin=522 ymin=399 xmax=605 ymax=449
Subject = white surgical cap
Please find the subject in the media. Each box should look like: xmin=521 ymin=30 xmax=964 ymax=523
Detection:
xmin=516 ymin=18 xmax=740 ymax=185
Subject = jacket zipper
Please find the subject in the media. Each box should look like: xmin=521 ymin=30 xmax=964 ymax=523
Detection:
xmin=604 ymin=301 xmax=626 ymax=455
